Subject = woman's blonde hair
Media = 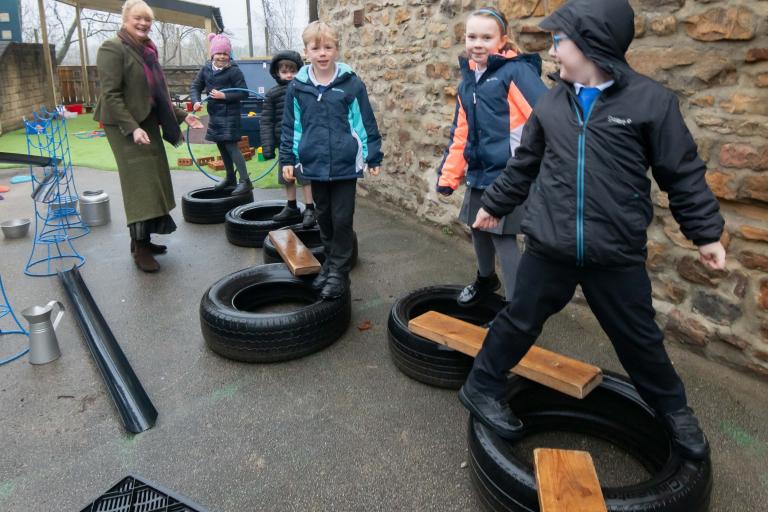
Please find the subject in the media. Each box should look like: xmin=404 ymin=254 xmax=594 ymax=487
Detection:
xmin=468 ymin=7 xmax=520 ymax=53
xmin=302 ymin=21 xmax=339 ymax=49
xmin=122 ymin=0 xmax=154 ymax=24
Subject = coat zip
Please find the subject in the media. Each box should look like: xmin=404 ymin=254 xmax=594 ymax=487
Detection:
xmin=570 ymin=95 xmax=599 ymax=266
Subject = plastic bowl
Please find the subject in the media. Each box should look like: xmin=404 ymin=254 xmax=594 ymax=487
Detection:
xmin=1 ymin=218 xmax=31 ymax=239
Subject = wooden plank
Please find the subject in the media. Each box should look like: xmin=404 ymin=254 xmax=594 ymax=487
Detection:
xmin=267 ymin=230 xmax=322 ymax=276
xmin=408 ymin=311 xmax=602 ymax=399
xmin=534 ymin=448 xmax=606 ymax=512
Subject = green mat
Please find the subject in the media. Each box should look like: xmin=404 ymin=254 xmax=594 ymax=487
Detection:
xmin=0 ymin=114 xmax=281 ymax=189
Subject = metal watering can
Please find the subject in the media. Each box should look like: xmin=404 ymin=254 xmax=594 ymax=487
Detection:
xmin=21 ymin=301 xmax=65 ymax=364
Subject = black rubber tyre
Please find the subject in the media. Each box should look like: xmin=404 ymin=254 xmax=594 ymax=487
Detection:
xmin=200 ymin=263 xmax=351 ymax=363
xmin=225 ymin=200 xmax=306 ymax=248
xmin=387 ymin=285 xmax=506 ymax=389
xmin=468 ymin=371 xmax=713 ymax=512
xmin=181 ymin=186 xmax=254 ymax=224
xmin=262 ymin=226 xmax=358 ymax=268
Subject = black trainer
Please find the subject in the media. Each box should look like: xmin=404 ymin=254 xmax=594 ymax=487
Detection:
xmin=663 ymin=406 xmax=710 ymax=460
xmin=459 ymin=381 xmax=524 ymax=440
xmin=457 ymin=272 xmax=501 ymax=308
xmin=320 ymin=272 xmax=348 ymax=300
xmin=273 ymin=205 xmax=301 ymax=222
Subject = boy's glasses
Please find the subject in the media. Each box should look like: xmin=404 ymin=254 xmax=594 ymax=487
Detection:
xmin=552 ymin=34 xmax=570 ymax=51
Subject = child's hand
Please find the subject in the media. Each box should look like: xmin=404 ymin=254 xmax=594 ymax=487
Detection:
xmin=369 ymin=166 xmax=380 ymax=176
xmin=193 ymin=102 xmax=202 ymax=112
xmin=184 ymin=114 xmax=204 ymax=129
xmin=209 ymin=89 xmax=225 ymax=100
xmin=283 ymin=165 xmax=295 ymax=182
xmin=698 ymin=241 xmax=726 ymax=270
xmin=472 ymin=208 xmax=500 ymax=230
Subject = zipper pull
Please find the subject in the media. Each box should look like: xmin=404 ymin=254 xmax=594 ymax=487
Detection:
xmin=473 ymin=92 xmax=477 ymax=105
xmin=317 ymin=93 xmax=322 ymax=102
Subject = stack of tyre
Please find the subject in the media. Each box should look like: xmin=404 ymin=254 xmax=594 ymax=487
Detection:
xmin=192 ymin=191 xmax=359 ymax=363
xmin=387 ymin=286 xmax=713 ymax=511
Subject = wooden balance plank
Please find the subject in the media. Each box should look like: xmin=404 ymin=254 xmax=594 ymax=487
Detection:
xmin=267 ymin=230 xmax=322 ymax=276
xmin=408 ymin=311 xmax=602 ymax=399
xmin=534 ymin=448 xmax=606 ymax=512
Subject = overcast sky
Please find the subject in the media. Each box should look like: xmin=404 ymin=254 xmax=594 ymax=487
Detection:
xmin=194 ymin=0 xmax=309 ymax=54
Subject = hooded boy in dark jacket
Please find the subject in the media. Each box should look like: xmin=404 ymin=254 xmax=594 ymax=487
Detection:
xmin=260 ymin=50 xmax=316 ymax=226
xmin=459 ymin=0 xmax=725 ymax=462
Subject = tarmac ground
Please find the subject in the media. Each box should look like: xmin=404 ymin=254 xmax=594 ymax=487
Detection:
xmin=0 ymin=167 xmax=766 ymax=511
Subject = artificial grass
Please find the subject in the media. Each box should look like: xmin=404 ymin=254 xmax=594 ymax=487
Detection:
xmin=0 ymin=113 xmax=281 ymax=189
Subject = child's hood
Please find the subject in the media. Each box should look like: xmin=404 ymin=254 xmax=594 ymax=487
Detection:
xmin=539 ymin=0 xmax=634 ymax=82
xmin=461 ymin=50 xmax=543 ymax=77
xmin=269 ymin=50 xmax=304 ymax=84
xmin=294 ymin=62 xmax=356 ymax=86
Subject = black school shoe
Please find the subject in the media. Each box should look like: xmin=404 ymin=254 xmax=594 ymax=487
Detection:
xmin=663 ymin=407 xmax=710 ymax=460
xmin=457 ymin=272 xmax=501 ymax=308
xmin=311 ymin=265 xmax=330 ymax=291
xmin=320 ymin=272 xmax=348 ymax=300
xmin=302 ymin=208 xmax=317 ymax=228
xmin=273 ymin=205 xmax=302 ymax=222
xmin=459 ymin=381 xmax=524 ymax=440
xmin=231 ymin=180 xmax=253 ymax=196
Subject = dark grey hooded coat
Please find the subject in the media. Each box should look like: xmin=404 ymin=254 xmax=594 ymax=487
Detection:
xmin=481 ymin=0 xmax=724 ymax=267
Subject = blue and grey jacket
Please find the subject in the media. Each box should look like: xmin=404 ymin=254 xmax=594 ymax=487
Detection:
xmin=279 ymin=63 xmax=383 ymax=181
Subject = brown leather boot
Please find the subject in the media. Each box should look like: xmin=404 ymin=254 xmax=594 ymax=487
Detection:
xmin=132 ymin=240 xmax=160 ymax=272
xmin=130 ymin=239 xmax=167 ymax=255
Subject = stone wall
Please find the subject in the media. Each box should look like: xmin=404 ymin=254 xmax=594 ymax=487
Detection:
xmin=0 ymin=43 xmax=58 ymax=134
xmin=319 ymin=0 xmax=768 ymax=380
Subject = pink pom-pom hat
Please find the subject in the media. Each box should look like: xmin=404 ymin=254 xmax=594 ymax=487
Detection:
xmin=208 ymin=33 xmax=232 ymax=57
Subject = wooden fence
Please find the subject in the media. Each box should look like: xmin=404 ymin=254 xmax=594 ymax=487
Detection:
xmin=57 ymin=65 xmax=200 ymax=106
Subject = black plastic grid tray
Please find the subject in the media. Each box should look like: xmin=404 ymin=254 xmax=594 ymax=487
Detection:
xmin=80 ymin=475 xmax=209 ymax=512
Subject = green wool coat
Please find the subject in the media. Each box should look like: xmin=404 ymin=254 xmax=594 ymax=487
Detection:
xmin=94 ymin=37 xmax=187 ymax=226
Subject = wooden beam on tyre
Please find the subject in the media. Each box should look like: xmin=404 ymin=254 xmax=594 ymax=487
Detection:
xmin=534 ymin=448 xmax=606 ymax=512
xmin=267 ymin=230 xmax=322 ymax=276
xmin=407 ymin=311 xmax=602 ymax=399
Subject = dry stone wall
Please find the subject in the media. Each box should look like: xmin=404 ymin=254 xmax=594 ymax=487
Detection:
xmin=0 ymin=43 xmax=58 ymax=134
xmin=318 ymin=0 xmax=768 ymax=380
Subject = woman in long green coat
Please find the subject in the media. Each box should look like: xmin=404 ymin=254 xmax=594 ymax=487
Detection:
xmin=94 ymin=0 xmax=203 ymax=272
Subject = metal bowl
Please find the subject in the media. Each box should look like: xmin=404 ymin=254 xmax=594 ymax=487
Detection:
xmin=1 ymin=218 xmax=31 ymax=239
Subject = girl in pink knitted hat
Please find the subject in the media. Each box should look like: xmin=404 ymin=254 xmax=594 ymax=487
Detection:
xmin=190 ymin=33 xmax=252 ymax=195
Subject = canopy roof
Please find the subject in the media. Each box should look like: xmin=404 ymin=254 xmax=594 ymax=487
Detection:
xmin=56 ymin=0 xmax=223 ymax=31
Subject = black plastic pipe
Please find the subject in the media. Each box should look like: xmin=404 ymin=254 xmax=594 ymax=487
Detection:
xmin=59 ymin=266 xmax=157 ymax=433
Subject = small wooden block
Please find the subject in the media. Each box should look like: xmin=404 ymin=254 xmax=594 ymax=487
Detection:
xmin=241 ymin=135 xmax=249 ymax=142
xmin=197 ymin=156 xmax=214 ymax=165
xmin=207 ymin=159 xmax=225 ymax=171
xmin=267 ymin=230 xmax=322 ymax=276
xmin=177 ymin=157 xmax=193 ymax=167
xmin=242 ymin=152 xmax=253 ymax=161
xmin=534 ymin=449 xmax=606 ymax=512
xmin=408 ymin=311 xmax=602 ymax=399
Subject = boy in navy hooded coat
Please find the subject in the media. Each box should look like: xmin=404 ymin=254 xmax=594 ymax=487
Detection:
xmin=280 ymin=21 xmax=383 ymax=300
xmin=460 ymin=0 xmax=725 ymax=461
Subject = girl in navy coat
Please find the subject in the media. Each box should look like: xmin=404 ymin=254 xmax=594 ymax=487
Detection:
xmin=437 ymin=7 xmax=547 ymax=306
xmin=190 ymin=33 xmax=250 ymax=195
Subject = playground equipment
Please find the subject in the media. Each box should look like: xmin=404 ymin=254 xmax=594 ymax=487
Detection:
xmin=23 ymin=107 xmax=88 ymax=276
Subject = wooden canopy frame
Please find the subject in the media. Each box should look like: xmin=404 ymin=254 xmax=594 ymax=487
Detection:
xmin=37 ymin=0 xmax=223 ymax=106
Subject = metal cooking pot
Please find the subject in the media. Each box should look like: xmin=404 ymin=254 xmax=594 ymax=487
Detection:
xmin=79 ymin=190 xmax=110 ymax=226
